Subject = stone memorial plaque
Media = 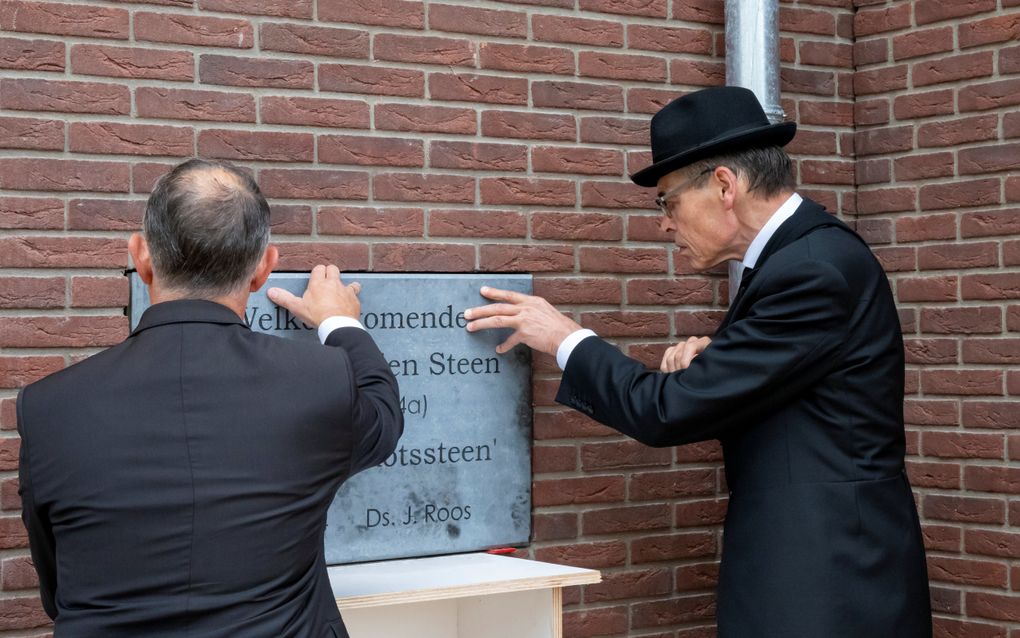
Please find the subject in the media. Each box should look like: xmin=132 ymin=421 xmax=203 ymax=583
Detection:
xmin=130 ymin=273 xmax=533 ymax=564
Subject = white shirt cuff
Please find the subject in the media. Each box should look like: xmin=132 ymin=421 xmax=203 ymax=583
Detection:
xmin=556 ymin=329 xmax=597 ymax=370
xmin=318 ymin=316 xmax=366 ymax=344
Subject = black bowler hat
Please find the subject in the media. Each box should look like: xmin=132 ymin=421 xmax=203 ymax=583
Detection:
xmin=630 ymin=86 xmax=797 ymax=187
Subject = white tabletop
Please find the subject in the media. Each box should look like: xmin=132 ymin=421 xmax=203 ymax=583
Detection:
xmin=330 ymin=553 xmax=601 ymax=609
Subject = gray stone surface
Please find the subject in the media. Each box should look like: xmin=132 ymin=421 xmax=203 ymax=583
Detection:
xmin=130 ymin=273 xmax=533 ymax=564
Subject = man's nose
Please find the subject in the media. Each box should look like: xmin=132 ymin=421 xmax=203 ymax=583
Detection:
xmin=659 ymin=215 xmax=674 ymax=233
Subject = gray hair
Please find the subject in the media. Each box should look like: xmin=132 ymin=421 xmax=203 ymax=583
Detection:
xmin=684 ymin=146 xmax=796 ymax=198
xmin=143 ymin=159 xmax=270 ymax=297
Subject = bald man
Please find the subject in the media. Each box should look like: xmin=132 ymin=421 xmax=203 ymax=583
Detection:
xmin=17 ymin=159 xmax=402 ymax=637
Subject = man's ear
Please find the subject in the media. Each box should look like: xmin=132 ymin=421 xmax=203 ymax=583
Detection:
xmin=250 ymin=245 xmax=279 ymax=292
xmin=714 ymin=166 xmax=739 ymax=209
xmin=128 ymin=233 xmax=154 ymax=285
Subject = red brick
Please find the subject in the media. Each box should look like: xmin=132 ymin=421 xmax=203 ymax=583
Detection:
xmin=374 ymin=34 xmax=474 ymax=67
xmin=960 ymin=13 xmax=1020 ymax=48
xmin=580 ymin=0 xmax=666 ymax=17
xmin=799 ymin=41 xmax=852 ymax=68
xmin=921 ymin=306 xmax=1001 ymax=334
xmin=532 ymin=81 xmax=624 ymax=112
xmin=136 ymin=87 xmax=255 ymax=123
xmin=580 ymin=117 xmax=646 ymax=145
xmin=532 ymin=444 xmax=577 ymax=473
xmin=907 ymin=461 xmax=961 ymax=489
xmin=801 ymin=160 xmax=854 ymax=185
xmin=268 ymin=205 xmax=312 ymax=235
xmin=0 ymin=316 xmax=126 ymax=348
xmin=675 ymin=562 xmax=720 ymax=594
xmin=374 ymin=174 xmax=474 ymax=204
xmin=923 ymin=370 xmax=1003 ymax=396
xmin=629 ymin=468 xmax=716 ymax=500
xmin=581 ymin=311 xmax=670 ymax=337
xmin=71 ymin=277 xmax=129 ymax=308
xmin=0 ymin=36 xmax=64 ymax=71
xmin=854 ymin=65 xmax=908 ymax=95
xmin=967 ymin=529 xmax=1020 ymax=560
xmin=0 ymin=159 xmax=129 ymax=193
xmin=893 ymin=89 xmax=956 ymax=120
xmin=963 ymin=209 xmax=1020 ymax=238
xmin=135 ymin=12 xmax=252 ymax=48
xmin=854 ymin=218 xmax=893 ymax=244
xmin=429 ymin=4 xmax=526 ymax=38
xmin=1002 ymin=44 xmax=1020 ymax=75
xmin=579 ymin=51 xmax=666 ymax=82
xmin=372 ymin=243 xmax=474 ymax=272
xmin=631 ymin=532 xmax=717 ymax=563
xmin=964 ymin=402 xmax=1020 ymax=429
xmin=375 ymin=104 xmax=475 ymax=135
xmin=628 ymin=87 xmax=685 ymax=114
xmin=429 ymin=73 xmax=527 ymax=105
xmin=960 ymin=79 xmax=1020 ymax=112
xmin=531 ymin=278 xmax=622 ymax=305
xmin=430 ymin=209 xmax=526 ymax=238
xmin=480 ymin=177 xmax=574 ymax=207
xmin=0 ymin=78 xmax=130 ymax=115
xmin=318 ymin=207 xmax=424 ymax=238
xmin=893 ymin=27 xmax=954 ymax=60
xmin=258 ymin=169 xmax=368 ymax=201
xmin=0 ymin=596 xmax=49 ymax=629
xmin=563 ymin=605 xmax=628 ymax=637
xmin=579 ymin=247 xmax=667 ymax=273
xmin=531 ymin=146 xmax=623 ymax=176
xmin=799 ymin=100 xmax=853 ymax=127
xmin=68 ymin=198 xmax=143 ymax=231
xmin=261 ymin=96 xmax=369 ymax=130
xmin=319 ymin=135 xmax=423 ymax=168
xmin=0 ymin=356 xmax=63 ymax=388
xmin=70 ymin=122 xmax=193 ymax=157
xmin=0 ymin=277 xmax=63 ymax=309
xmin=479 ymin=244 xmax=574 ymax=272
xmin=200 ymin=55 xmax=312 ymax=89
xmin=855 ymin=125 xmax=913 ymax=156
xmin=582 ymin=180 xmax=651 ymax=210
xmin=853 ymin=38 xmax=888 ymax=66
xmin=628 ymin=279 xmax=713 ymax=306
xmin=583 ymin=504 xmax=670 ymax=535
xmin=928 ymin=555 xmax=1008 ymax=588
xmin=781 ymin=7 xmax=836 ymax=35
xmin=0 ymin=115 xmax=63 ymax=151
xmin=673 ymin=0 xmax=723 ymax=23
xmin=533 ymin=410 xmax=616 ymax=439
xmin=318 ymin=0 xmax=424 ymax=29
xmin=872 ymin=246 xmax=917 ymax=272
xmin=1 ymin=556 xmax=38 ymax=591
xmin=625 ymin=24 xmax=711 ymax=55
xmin=537 ymin=541 xmax=628 ymax=570
xmin=920 ymin=180 xmax=1001 ymax=211
xmin=429 ymin=141 xmax=525 ymax=173
xmin=532 ymin=513 xmax=577 ymax=542
xmin=915 ymin=0 xmax=997 ymax=26
xmin=198 ymin=130 xmax=313 ymax=162
xmin=960 ymin=143 xmax=1020 ymax=175
xmin=274 ymin=243 xmax=369 ymax=271
xmin=963 ymin=274 xmax=1020 ymax=301
xmin=897 ymin=276 xmax=958 ymax=303
xmin=966 ymin=466 xmax=1020 ymax=495
xmin=259 ymin=23 xmax=369 ymax=59
xmin=674 ymin=60 xmax=728 ymax=88
xmin=895 ymin=153 xmax=955 ymax=182
xmin=896 ymin=214 xmax=957 ymax=243
xmin=923 ymin=432 xmax=1004 ymax=459
xmin=133 ymin=162 xmax=176 ymax=194
xmin=71 ymin=44 xmax=192 ymax=81
xmin=581 ymin=439 xmax=671 ymax=470
xmin=904 ymin=338 xmax=958 ymax=365
xmin=627 ymin=215 xmax=673 ymax=242
xmin=479 ymin=43 xmax=574 ymax=74
xmin=199 ymin=0 xmax=311 ymax=18
xmin=585 ymin=568 xmax=672 ymax=602
xmin=0 ymin=1 xmax=128 ymax=39
xmin=856 ymin=158 xmax=891 ymax=185
xmin=532 ymin=14 xmax=623 ymax=47
xmin=964 ymin=339 xmax=1020 ymax=366
xmin=0 ymin=236 xmax=125 ymax=269
xmin=904 ymin=400 xmax=959 ymax=426
xmin=919 ymin=524 xmax=962 ymax=553
xmin=913 ymin=52 xmax=994 ymax=88
xmin=924 ymin=494 xmax=1004 ymax=524
xmin=531 ymin=212 xmax=621 ymax=241
xmin=319 ymin=64 xmax=424 ymax=97
xmin=533 ymin=475 xmax=625 ymax=506
xmin=675 ymin=310 xmax=727 ymax=335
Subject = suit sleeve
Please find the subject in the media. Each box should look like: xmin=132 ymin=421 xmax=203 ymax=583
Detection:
xmin=324 ymin=327 xmax=403 ymax=476
xmin=556 ymin=259 xmax=851 ymax=447
xmin=16 ymin=388 xmax=58 ymax=620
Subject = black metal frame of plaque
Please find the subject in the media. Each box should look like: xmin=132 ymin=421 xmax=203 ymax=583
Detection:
xmin=129 ymin=272 xmax=533 ymax=565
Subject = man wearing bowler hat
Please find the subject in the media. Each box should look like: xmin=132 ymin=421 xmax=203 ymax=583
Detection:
xmin=465 ymin=86 xmax=932 ymax=636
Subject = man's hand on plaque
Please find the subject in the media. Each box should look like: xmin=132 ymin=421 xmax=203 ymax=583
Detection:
xmin=660 ymin=336 xmax=712 ymax=373
xmin=464 ymin=287 xmax=582 ymax=357
xmin=267 ymin=264 xmax=361 ymax=328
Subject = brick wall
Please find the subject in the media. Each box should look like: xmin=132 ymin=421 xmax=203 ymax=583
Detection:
xmin=0 ymin=0 xmax=1009 ymax=636
xmin=854 ymin=2 xmax=1020 ymax=637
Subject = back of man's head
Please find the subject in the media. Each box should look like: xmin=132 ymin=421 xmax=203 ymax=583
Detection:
xmin=144 ymin=159 xmax=270 ymax=297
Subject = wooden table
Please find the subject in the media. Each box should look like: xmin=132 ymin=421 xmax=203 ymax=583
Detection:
xmin=330 ymin=553 xmax=601 ymax=638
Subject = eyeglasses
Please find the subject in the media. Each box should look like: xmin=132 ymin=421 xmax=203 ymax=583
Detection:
xmin=654 ymin=167 xmax=715 ymax=218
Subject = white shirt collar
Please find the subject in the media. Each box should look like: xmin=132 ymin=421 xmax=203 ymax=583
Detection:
xmin=742 ymin=193 xmax=802 ymax=269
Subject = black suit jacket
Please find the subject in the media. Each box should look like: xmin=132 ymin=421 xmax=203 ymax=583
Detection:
xmin=18 ymin=299 xmax=402 ymax=638
xmin=558 ymin=199 xmax=932 ymax=637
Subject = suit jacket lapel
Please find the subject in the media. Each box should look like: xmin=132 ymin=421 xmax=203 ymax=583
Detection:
xmin=716 ymin=198 xmax=850 ymax=332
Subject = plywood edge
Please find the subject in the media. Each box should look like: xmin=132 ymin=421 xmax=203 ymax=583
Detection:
xmin=337 ymin=569 xmax=601 ymax=610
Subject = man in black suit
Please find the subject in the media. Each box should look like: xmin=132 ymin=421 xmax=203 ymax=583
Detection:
xmin=17 ymin=159 xmax=402 ymax=637
xmin=466 ymin=87 xmax=932 ymax=636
